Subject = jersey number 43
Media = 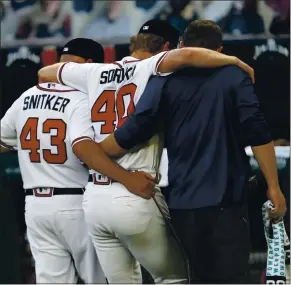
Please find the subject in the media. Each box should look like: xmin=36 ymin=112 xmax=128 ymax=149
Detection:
xmin=91 ymin=83 xmax=137 ymax=134
xmin=20 ymin=117 xmax=67 ymax=164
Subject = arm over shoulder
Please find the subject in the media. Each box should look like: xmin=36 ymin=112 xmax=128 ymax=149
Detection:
xmin=57 ymin=62 xmax=104 ymax=94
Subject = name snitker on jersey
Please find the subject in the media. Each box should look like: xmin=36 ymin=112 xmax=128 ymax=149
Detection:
xmin=23 ymin=94 xmax=70 ymax=113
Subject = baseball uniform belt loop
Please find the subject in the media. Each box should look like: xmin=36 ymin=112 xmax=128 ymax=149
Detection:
xmin=25 ymin=188 xmax=85 ymax=197
xmin=88 ymin=173 xmax=117 ymax=185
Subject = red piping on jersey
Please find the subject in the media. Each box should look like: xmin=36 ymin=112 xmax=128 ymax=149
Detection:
xmin=155 ymin=51 xmax=169 ymax=74
xmin=0 ymin=140 xmax=15 ymax=151
xmin=113 ymin=62 xmax=122 ymax=68
xmin=36 ymin=84 xmax=78 ymax=92
xmin=123 ymin=59 xmax=142 ymax=64
xmin=71 ymin=136 xmax=93 ymax=146
xmin=58 ymin=62 xmax=69 ymax=85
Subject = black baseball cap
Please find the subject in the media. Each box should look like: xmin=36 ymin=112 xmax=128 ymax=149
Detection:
xmin=61 ymin=38 xmax=104 ymax=63
xmin=138 ymin=20 xmax=180 ymax=48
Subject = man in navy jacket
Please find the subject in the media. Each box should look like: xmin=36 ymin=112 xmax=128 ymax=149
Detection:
xmin=100 ymin=20 xmax=287 ymax=283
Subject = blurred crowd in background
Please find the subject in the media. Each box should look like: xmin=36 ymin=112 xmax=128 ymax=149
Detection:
xmin=1 ymin=0 xmax=290 ymax=42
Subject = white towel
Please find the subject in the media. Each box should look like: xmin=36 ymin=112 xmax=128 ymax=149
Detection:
xmin=262 ymin=201 xmax=290 ymax=284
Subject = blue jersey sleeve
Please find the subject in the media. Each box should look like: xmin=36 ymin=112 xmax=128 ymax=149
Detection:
xmin=114 ymin=76 xmax=167 ymax=149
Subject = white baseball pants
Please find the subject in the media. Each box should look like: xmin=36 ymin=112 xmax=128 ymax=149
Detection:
xmin=83 ymin=182 xmax=187 ymax=284
xmin=25 ymin=194 xmax=106 ymax=284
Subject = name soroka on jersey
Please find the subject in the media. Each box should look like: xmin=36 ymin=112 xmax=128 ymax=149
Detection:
xmin=100 ymin=66 xmax=136 ymax=84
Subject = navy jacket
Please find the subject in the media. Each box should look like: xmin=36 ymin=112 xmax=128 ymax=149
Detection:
xmin=115 ymin=66 xmax=272 ymax=209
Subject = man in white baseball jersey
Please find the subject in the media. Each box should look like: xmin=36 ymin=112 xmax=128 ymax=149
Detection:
xmin=0 ymin=38 xmax=156 ymax=284
xmin=38 ymin=20 xmax=254 ymax=283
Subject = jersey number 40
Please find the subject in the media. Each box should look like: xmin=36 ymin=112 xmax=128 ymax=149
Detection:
xmin=91 ymin=83 xmax=137 ymax=134
xmin=20 ymin=117 xmax=67 ymax=164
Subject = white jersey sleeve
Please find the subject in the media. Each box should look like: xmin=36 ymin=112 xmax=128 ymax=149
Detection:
xmin=146 ymin=51 xmax=171 ymax=76
xmin=0 ymin=98 xmax=21 ymax=150
xmin=57 ymin=62 xmax=103 ymax=94
xmin=69 ymin=97 xmax=94 ymax=147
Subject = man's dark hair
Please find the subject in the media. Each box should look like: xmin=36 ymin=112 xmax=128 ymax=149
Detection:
xmin=182 ymin=20 xmax=222 ymax=50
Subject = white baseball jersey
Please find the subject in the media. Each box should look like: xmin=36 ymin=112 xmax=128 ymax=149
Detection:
xmin=0 ymin=83 xmax=94 ymax=189
xmin=57 ymin=51 xmax=169 ymax=174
